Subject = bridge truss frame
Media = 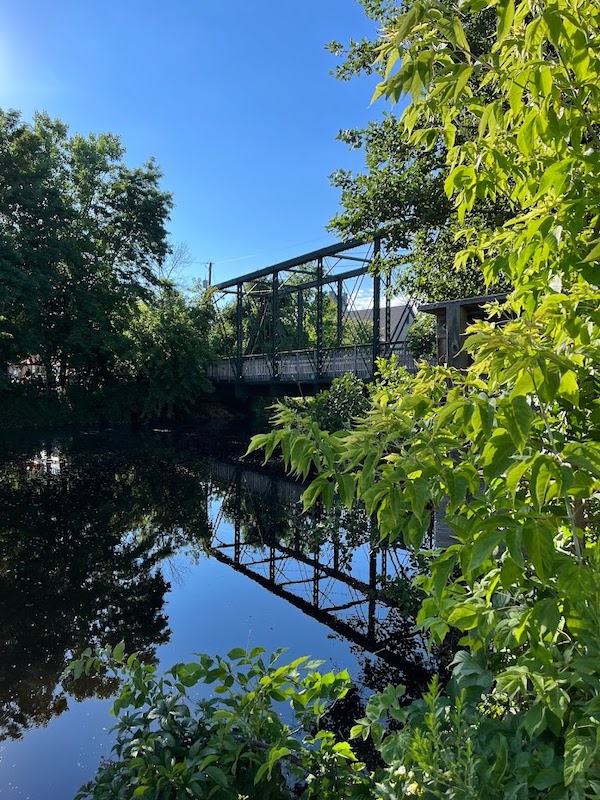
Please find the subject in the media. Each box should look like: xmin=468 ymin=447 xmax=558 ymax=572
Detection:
xmin=208 ymin=237 xmax=416 ymax=386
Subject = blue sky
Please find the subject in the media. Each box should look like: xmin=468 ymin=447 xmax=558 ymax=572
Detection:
xmin=1 ymin=0 xmax=385 ymax=286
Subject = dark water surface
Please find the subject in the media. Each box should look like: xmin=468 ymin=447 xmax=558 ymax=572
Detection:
xmin=0 ymin=424 xmax=431 ymax=799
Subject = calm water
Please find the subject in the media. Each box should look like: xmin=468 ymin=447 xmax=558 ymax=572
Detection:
xmin=0 ymin=425 xmax=433 ymax=799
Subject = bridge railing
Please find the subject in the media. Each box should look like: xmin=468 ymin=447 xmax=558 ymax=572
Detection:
xmin=207 ymin=341 xmax=419 ymax=383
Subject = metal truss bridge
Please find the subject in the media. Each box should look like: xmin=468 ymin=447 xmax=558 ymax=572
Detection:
xmin=206 ymin=237 xmax=418 ymax=389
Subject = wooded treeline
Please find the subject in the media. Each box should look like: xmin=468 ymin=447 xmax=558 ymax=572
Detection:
xmin=0 ymin=109 xmax=214 ymax=422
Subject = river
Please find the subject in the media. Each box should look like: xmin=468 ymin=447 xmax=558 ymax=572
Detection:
xmin=0 ymin=424 xmax=435 ymax=799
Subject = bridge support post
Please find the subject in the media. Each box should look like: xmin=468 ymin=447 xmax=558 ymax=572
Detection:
xmin=271 ymin=271 xmax=279 ymax=380
xmin=336 ymin=278 xmax=343 ymax=346
xmin=297 ymin=289 xmax=304 ymax=349
xmin=372 ymin=237 xmax=381 ymax=376
xmin=316 ymin=258 xmax=324 ymax=379
xmin=236 ymin=283 xmax=243 ymax=380
xmin=446 ymin=300 xmax=470 ymax=369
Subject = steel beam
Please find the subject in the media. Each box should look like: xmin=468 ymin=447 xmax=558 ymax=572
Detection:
xmin=316 ymin=258 xmax=324 ymax=379
xmin=236 ymin=283 xmax=243 ymax=379
xmin=372 ymin=237 xmax=381 ymax=373
xmin=271 ymin=271 xmax=279 ymax=379
xmin=214 ymin=238 xmax=366 ymax=289
xmin=277 ymin=265 xmax=365 ymax=296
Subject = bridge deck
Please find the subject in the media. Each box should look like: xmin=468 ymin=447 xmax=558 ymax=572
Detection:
xmin=207 ymin=342 xmax=417 ymax=384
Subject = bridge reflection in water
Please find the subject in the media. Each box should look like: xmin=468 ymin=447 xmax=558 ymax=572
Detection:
xmin=203 ymin=459 xmax=438 ymax=671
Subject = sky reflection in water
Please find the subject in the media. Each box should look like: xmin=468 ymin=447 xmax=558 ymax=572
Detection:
xmin=0 ymin=426 xmax=435 ymax=799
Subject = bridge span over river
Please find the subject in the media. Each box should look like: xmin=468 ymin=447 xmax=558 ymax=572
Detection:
xmin=206 ymin=237 xmax=417 ymax=390
xmin=206 ymin=237 xmax=502 ymax=392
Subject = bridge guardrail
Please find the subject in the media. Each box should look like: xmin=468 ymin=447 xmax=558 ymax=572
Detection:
xmin=207 ymin=342 xmax=418 ymax=383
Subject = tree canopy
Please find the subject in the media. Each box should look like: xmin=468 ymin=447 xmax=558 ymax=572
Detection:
xmin=328 ymin=0 xmax=511 ymax=301
xmin=0 ymin=109 xmax=214 ymax=420
xmin=251 ymin=0 xmax=600 ymax=795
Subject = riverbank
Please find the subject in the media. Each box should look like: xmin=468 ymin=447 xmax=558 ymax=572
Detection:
xmin=0 ymin=380 xmax=273 ymax=432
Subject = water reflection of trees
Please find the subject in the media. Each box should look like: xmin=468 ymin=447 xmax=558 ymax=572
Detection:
xmin=216 ymin=482 xmax=378 ymax=573
xmin=0 ymin=439 xmax=210 ymax=741
xmin=0 ymin=433 xmax=449 ymax=747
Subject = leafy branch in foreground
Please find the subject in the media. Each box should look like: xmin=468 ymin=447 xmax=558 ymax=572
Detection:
xmin=250 ymin=0 xmax=600 ymax=795
xmin=66 ymin=645 xmax=369 ymax=800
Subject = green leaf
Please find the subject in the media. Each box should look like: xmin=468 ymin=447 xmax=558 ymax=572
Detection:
xmin=584 ymin=240 xmax=600 ymax=263
xmin=497 ymin=0 xmax=515 ymax=42
xmin=535 ymin=158 xmax=571 ymax=199
xmin=453 ymin=65 xmax=473 ymax=99
xmin=253 ymin=762 xmax=270 ymax=785
xmin=522 ymin=703 xmax=547 ymax=738
xmin=113 ymin=641 xmax=125 ymax=663
xmin=205 ymin=766 xmax=229 ymax=788
xmin=350 ymin=724 xmax=365 ymax=739
xmin=430 ymin=548 xmax=459 ymax=599
xmin=516 ymin=109 xmax=538 ymax=156
xmin=533 ymin=460 xmax=553 ymax=510
xmin=336 ymin=473 xmax=355 ymax=509
xmin=558 ymin=370 xmax=579 ymax=404
xmin=379 ymin=733 xmax=404 ymax=764
xmin=505 ymin=525 xmax=524 ymax=566
xmin=469 ymin=529 xmax=503 ymax=573
xmin=522 ymin=525 xmax=555 ymax=582
xmin=447 ymin=604 xmax=479 ymax=631
xmin=503 ymin=395 xmax=534 ymax=451
xmin=268 ymin=746 xmax=291 ymax=767
xmin=500 ymin=556 xmax=523 ymax=588
xmin=563 ymin=442 xmax=600 ymax=479
xmin=531 ymin=767 xmax=562 ymax=791
xmin=564 ymin=731 xmax=596 ymax=785
xmin=531 ymin=598 xmax=560 ymax=635
xmin=505 ymin=458 xmax=533 ymax=498
xmin=245 ymin=433 xmax=269 ymax=456
xmin=481 ymin=430 xmax=516 ymax=478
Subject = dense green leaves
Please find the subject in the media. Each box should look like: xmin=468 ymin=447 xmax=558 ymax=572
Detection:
xmin=0 ymin=109 xmax=172 ymax=384
xmin=249 ymin=0 xmax=600 ymax=795
xmin=328 ymin=2 xmax=510 ymax=302
xmin=0 ymin=109 xmax=215 ymax=422
xmin=67 ymin=647 xmax=369 ymax=800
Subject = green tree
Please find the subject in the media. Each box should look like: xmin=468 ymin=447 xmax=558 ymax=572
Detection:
xmin=253 ymin=0 xmax=600 ymax=795
xmin=406 ymin=312 xmax=436 ymax=359
xmin=0 ymin=109 xmax=172 ymax=388
xmin=122 ymin=286 xmax=214 ymax=419
xmin=328 ymin=2 xmax=511 ymax=302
